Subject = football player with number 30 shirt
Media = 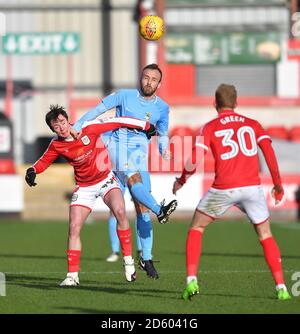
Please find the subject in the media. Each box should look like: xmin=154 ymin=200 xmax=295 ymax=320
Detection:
xmin=25 ymin=105 xmax=153 ymax=287
xmin=172 ymin=84 xmax=291 ymax=301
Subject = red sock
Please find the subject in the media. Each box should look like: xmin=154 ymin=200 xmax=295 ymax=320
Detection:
xmin=186 ymin=229 xmax=203 ymax=277
xmin=117 ymin=228 xmax=132 ymax=257
xmin=67 ymin=250 xmax=81 ymax=273
xmin=260 ymin=237 xmax=284 ymax=285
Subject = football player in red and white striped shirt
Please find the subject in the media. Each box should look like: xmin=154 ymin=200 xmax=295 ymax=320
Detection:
xmin=173 ymin=84 xmax=291 ymax=301
xmin=25 ymin=104 xmax=153 ymax=286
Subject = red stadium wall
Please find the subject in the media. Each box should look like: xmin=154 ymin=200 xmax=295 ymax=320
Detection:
xmin=162 ymin=64 xmax=300 ymax=107
xmin=165 ymin=64 xmax=195 ymax=98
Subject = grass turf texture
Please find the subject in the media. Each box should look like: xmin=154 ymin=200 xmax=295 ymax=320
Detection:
xmin=0 ymin=219 xmax=299 ymax=314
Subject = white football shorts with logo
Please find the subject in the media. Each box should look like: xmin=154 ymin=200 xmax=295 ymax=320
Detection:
xmin=70 ymin=171 xmax=120 ymax=211
xmin=197 ymin=185 xmax=269 ymax=224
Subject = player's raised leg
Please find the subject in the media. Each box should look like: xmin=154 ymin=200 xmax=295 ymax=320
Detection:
xmin=182 ymin=210 xmax=213 ymax=300
xmin=254 ymin=220 xmax=291 ymax=300
xmin=60 ymin=205 xmax=90 ymax=287
xmin=128 ymin=172 xmax=177 ymax=224
xmin=104 ymin=188 xmax=136 ymax=282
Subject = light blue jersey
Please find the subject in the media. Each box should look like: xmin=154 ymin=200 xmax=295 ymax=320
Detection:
xmin=104 ymin=89 xmax=169 ymax=145
xmin=74 ymin=89 xmax=170 ymax=183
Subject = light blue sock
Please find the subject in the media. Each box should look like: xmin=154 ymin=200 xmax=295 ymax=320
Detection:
xmin=130 ymin=182 xmax=161 ymax=215
xmin=136 ymin=212 xmax=153 ymax=261
xmin=135 ymin=219 xmax=142 ymax=252
xmin=108 ymin=215 xmax=120 ymax=253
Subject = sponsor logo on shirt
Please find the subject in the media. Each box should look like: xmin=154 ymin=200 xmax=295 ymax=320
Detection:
xmin=74 ymin=149 xmax=93 ymax=162
xmin=71 ymin=194 xmax=78 ymax=202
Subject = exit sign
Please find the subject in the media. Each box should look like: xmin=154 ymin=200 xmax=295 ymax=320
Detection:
xmin=1 ymin=32 xmax=80 ymax=55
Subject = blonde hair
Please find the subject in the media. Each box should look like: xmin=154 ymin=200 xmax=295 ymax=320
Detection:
xmin=215 ymin=84 xmax=237 ymax=109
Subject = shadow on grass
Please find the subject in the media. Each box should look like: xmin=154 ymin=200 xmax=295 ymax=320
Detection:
xmin=53 ymin=306 xmax=154 ymax=314
xmin=199 ymin=291 xmax=276 ymax=301
xmin=7 ymin=274 xmax=277 ymax=303
xmin=6 ymin=274 xmax=179 ymax=299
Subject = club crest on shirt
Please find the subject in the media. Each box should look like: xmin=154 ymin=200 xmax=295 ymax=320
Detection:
xmin=145 ymin=112 xmax=151 ymax=121
xmin=81 ymin=135 xmax=90 ymax=145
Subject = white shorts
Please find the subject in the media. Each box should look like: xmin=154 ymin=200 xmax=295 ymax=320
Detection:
xmin=70 ymin=172 xmax=120 ymax=211
xmin=196 ymin=185 xmax=269 ymax=225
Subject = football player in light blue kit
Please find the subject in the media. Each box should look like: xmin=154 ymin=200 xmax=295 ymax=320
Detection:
xmin=73 ymin=64 xmax=177 ymax=279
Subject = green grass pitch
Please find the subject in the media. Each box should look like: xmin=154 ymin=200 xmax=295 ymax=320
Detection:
xmin=0 ymin=219 xmax=299 ymax=314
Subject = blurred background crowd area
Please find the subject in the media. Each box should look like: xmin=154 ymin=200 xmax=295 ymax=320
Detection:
xmin=1 ymin=0 xmax=300 ymax=220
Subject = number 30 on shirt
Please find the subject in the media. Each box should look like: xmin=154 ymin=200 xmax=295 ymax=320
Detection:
xmin=215 ymin=126 xmax=257 ymax=160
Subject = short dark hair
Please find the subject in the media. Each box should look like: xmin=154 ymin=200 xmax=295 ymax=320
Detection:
xmin=142 ymin=63 xmax=162 ymax=82
xmin=215 ymin=84 xmax=237 ymax=109
xmin=45 ymin=104 xmax=69 ymax=131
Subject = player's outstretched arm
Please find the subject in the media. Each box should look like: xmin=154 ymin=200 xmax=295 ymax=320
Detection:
xmin=85 ymin=117 xmax=150 ymax=136
xmin=26 ymin=142 xmax=59 ymax=187
xmin=259 ymin=139 xmax=284 ymax=205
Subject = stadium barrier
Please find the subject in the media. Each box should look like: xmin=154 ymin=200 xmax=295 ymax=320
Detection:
xmin=19 ymin=162 xmax=300 ymax=221
xmin=0 ymin=113 xmax=23 ymax=217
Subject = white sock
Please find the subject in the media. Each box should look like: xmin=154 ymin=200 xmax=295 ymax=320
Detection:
xmin=276 ymin=284 xmax=287 ymax=291
xmin=187 ymin=276 xmax=197 ymax=285
xmin=67 ymin=272 xmax=78 ymax=279
xmin=124 ymin=255 xmax=133 ymax=263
